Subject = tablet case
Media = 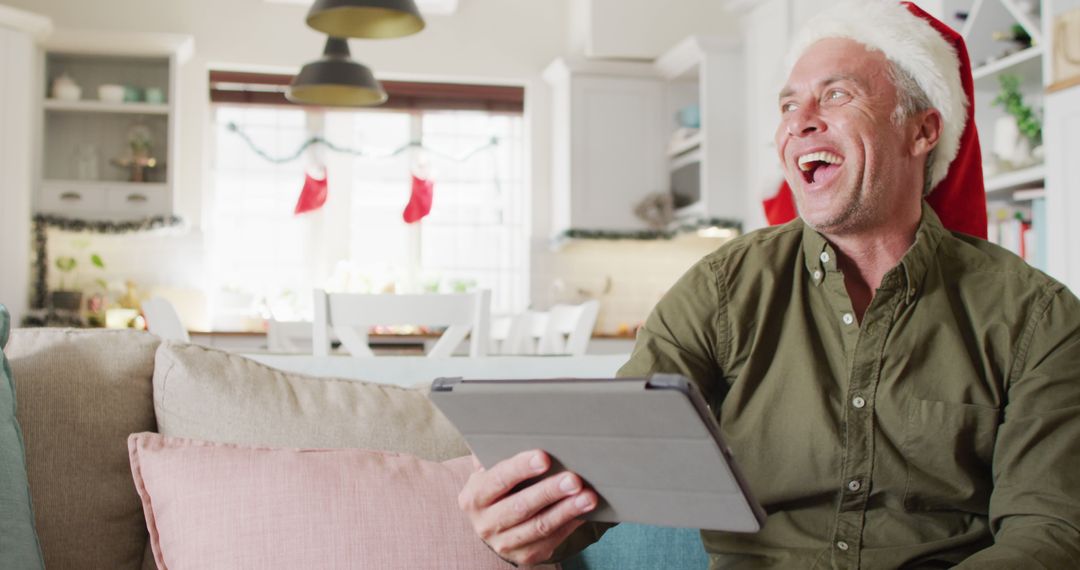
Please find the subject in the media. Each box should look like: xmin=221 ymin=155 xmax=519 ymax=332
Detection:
xmin=430 ymin=374 xmax=765 ymax=533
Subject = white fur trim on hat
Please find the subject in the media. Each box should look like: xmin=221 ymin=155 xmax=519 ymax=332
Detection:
xmin=783 ymin=0 xmax=966 ymax=190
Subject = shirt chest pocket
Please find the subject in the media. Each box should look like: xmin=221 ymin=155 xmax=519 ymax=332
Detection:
xmin=902 ymin=398 xmax=1000 ymax=513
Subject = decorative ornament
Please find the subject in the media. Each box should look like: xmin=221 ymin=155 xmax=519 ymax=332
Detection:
xmin=403 ymin=174 xmax=434 ymax=224
xmin=633 ymin=192 xmax=675 ymax=230
xmin=111 ymin=123 xmax=159 ymax=182
xmin=294 ymin=168 xmax=329 ymax=215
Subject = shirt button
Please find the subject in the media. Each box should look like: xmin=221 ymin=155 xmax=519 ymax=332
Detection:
xmin=842 ymin=313 xmax=855 ymax=325
xmin=820 ymin=251 xmax=831 ymax=264
xmin=812 ymin=270 xmax=823 ymax=281
xmin=847 ymin=479 xmax=862 ymax=492
xmin=836 ymin=540 xmax=850 ymax=551
xmin=852 ymin=396 xmax=866 ymax=409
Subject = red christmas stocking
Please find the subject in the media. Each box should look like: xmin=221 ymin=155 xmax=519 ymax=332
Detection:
xmin=294 ymin=170 xmax=328 ymax=215
xmin=403 ymin=174 xmax=434 ymax=224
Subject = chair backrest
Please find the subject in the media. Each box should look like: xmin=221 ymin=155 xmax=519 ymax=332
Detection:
xmin=490 ymin=300 xmax=600 ymax=356
xmin=266 ymin=319 xmax=318 ymax=353
xmin=142 ymin=297 xmax=190 ymax=342
xmin=490 ymin=311 xmax=541 ymax=355
xmin=313 ymin=289 xmax=491 ymax=358
xmin=538 ymin=300 xmax=600 ymax=356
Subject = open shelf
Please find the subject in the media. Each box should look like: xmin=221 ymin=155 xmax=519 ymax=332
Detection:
xmin=985 ymin=163 xmax=1045 ymax=195
xmin=44 ymin=99 xmax=169 ymax=115
xmin=972 ymin=44 xmax=1044 ymax=86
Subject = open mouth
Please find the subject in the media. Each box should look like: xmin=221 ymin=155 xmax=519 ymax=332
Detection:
xmin=797 ymin=151 xmax=843 ymax=185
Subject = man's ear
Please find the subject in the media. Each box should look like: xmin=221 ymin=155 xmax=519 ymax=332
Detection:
xmin=911 ymin=108 xmax=943 ymax=157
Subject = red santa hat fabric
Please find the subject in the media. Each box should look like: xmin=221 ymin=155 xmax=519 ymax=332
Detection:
xmin=765 ymin=0 xmax=986 ymax=239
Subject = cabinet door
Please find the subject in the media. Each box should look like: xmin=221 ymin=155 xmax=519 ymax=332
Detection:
xmin=570 ymin=76 xmax=666 ymax=230
xmin=1045 ymin=87 xmax=1080 ymax=295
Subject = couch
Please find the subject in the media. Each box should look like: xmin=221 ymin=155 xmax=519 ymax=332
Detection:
xmin=4 ymin=327 xmax=708 ymax=569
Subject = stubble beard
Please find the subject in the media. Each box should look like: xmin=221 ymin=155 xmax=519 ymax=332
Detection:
xmin=796 ymin=171 xmax=875 ymax=236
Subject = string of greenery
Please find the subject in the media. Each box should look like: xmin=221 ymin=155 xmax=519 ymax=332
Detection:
xmin=554 ymin=218 xmax=742 ymax=243
xmin=225 ymin=122 xmax=501 ymax=165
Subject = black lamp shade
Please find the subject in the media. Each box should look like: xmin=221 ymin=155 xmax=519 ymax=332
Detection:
xmin=287 ymin=38 xmax=388 ymax=107
xmin=306 ymin=0 xmax=425 ymax=39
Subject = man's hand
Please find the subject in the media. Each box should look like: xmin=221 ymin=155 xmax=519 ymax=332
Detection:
xmin=458 ymin=450 xmax=598 ymax=567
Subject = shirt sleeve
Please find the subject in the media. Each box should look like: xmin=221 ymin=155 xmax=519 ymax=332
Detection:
xmin=957 ymin=285 xmax=1080 ymax=568
xmin=617 ymin=256 xmax=728 ymax=406
xmin=543 ymin=257 xmax=729 ymax=564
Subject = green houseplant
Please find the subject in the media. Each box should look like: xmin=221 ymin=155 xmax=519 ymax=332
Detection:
xmin=50 ymin=253 xmax=105 ymax=313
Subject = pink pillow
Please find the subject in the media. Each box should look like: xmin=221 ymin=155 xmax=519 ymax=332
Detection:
xmin=128 ymin=433 xmax=557 ymax=569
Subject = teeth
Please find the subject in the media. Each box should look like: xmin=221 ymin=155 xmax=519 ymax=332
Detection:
xmin=798 ymin=151 xmax=843 ymax=171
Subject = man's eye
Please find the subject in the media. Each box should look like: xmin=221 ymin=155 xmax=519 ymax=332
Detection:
xmin=781 ymin=101 xmax=797 ymax=113
xmin=824 ymin=89 xmax=848 ymax=102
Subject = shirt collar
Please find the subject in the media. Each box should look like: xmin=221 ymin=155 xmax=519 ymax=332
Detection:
xmin=802 ymin=201 xmax=946 ymax=294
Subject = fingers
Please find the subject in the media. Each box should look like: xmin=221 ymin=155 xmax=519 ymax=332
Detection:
xmin=486 ymin=491 xmax=598 ymax=565
xmin=484 ymin=471 xmax=588 ymax=532
xmin=460 ymin=450 xmax=550 ymax=511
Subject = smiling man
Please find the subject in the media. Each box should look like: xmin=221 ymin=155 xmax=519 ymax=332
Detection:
xmin=458 ymin=2 xmax=1080 ymax=568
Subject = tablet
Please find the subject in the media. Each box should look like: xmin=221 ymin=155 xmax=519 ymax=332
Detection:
xmin=430 ymin=374 xmax=765 ymax=533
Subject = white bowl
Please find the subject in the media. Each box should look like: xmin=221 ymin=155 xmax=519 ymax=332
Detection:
xmin=98 ymin=84 xmax=125 ymax=103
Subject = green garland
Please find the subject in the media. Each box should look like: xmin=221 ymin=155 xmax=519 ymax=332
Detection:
xmin=555 ymin=218 xmax=741 ymax=243
xmin=993 ymin=74 xmax=1042 ymax=146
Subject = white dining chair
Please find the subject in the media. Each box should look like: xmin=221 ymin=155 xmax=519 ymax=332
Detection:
xmin=312 ymin=289 xmax=491 ymax=358
xmin=142 ymin=297 xmax=190 ymax=342
xmin=537 ymin=300 xmax=600 ymax=356
xmin=491 ymin=300 xmax=600 ymax=356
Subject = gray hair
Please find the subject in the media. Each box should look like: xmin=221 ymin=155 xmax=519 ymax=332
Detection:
xmin=887 ymin=61 xmax=937 ymax=196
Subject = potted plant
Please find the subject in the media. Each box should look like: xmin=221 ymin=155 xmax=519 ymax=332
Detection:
xmin=50 ymin=252 xmax=106 ymax=313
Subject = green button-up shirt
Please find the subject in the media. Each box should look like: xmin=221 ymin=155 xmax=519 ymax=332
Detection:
xmin=558 ymin=203 xmax=1080 ymax=569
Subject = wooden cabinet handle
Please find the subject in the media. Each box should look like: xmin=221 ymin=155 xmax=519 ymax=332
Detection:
xmin=126 ymin=193 xmax=148 ymax=203
xmin=59 ymin=192 xmax=82 ymax=202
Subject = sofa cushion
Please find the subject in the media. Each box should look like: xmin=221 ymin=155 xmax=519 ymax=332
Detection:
xmin=7 ymin=328 xmax=160 ymax=570
xmin=129 ymin=432 xmax=556 ymax=569
xmin=153 ymin=341 xmax=469 ymax=461
xmin=0 ymin=306 xmax=45 ymax=569
xmin=561 ymin=523 xmax=708 ymax=569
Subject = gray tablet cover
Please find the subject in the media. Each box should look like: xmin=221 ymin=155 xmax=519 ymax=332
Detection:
xmin=430 ymin=374 xmax=765 ymax=532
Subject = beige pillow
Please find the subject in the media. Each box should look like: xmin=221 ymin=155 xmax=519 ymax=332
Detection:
xmin=7 ymin=328 xmax=160 ymax=570
xmin=153 ymin=341 xmax=470 ymax=461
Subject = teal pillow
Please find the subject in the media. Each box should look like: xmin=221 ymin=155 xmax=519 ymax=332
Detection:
xmin=0 ymin=304 xmax=44 ymax=569
xmin=563 ymin=523 xmax=708 ymax=570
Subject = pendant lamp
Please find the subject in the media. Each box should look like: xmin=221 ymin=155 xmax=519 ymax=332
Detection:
xmin=306 ymin=0 xmax=425 ymax=39
xmin=287 ymin=37 xmax=388 ymax=107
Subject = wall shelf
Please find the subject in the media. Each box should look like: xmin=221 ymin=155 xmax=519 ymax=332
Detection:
xmin=44 ymin=99 xmax=169 ymax=114
xmin=985 ymin=164 xmax=1045 ymax=193
xmin=972 ymin=44 xmax=1043 ymax=85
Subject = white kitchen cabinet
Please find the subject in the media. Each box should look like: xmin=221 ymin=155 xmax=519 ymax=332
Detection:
xmin=37 ymin=30 xmax=192 ymax=221
xmin=655 ymin=35 xmax=746 ymax=227
xmin=543 ymin=58 xmax=668 ymax=234
xmin=0 ymin=6 xmax=50 ymax=326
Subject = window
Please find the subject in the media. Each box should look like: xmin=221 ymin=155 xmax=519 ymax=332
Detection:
xmin=207 ymin=79 xmax=527 ymax=326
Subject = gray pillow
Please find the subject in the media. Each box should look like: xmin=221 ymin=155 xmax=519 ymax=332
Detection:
xmin=153 ymin=341 xmax=470 ymax=461
xmin=0 ymin=305 xmax=44 ymax=570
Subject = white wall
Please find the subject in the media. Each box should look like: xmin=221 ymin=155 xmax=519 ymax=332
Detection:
xmin=0 ymin=8 xmax=47 ymax=326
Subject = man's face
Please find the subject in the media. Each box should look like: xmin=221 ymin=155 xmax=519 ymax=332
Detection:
xmin=775 ymin=38 xmax=916 ymax=236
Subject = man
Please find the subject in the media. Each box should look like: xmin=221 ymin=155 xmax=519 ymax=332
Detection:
xmin=458 ymin=1 xmax=1080 ymax=568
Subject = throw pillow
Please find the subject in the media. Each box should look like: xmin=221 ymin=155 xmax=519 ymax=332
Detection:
xmin=0 ymin=305 xmax=44 ymax=569
xmin=128 ymin=432 xmax=557 ymax=570
xmin=153 ymin=341 xmax=469 ymax=461
xmin=7 ymin=328 xmax=160 ymax=570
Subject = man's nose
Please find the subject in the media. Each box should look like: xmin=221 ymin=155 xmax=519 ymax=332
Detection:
xmin=785 ymin=106 xmax=826 ymax=137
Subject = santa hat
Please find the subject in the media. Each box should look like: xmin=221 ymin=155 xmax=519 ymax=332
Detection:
xmin=764 ymin=0 xmax=987 ymax=239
